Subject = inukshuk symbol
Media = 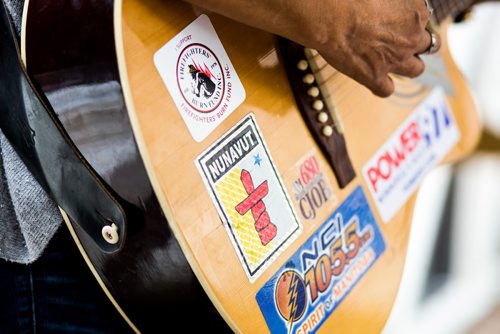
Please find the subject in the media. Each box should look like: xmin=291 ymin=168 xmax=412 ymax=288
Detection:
xmin=235 ymin=169 xmax=277 ymax=246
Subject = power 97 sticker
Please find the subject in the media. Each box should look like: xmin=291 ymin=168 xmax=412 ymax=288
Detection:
xmin=256 ymin=186 xmax=385 ymax=334
xmin=196 ymin=114 xmax=302 ymax=282
xmin=363 ymin=87 xmax=460 ymax=222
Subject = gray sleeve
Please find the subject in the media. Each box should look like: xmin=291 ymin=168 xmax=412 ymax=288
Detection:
xmin=0 ymin=131 xmax=62 ymax=264
xmin=0 ymin=0 xmax=62 ymax=263
xmin=3 ymin=0 xmax=22 ymax=36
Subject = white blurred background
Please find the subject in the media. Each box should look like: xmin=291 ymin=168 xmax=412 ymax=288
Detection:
xmin=383 ymin=3 xmax=500 ymax=334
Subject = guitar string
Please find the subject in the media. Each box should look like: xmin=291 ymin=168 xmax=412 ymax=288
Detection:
xmin=308 ymin=48 xmax=359 ymax=94
xmin=312 ymin=62 xmax=329 ymax=74
xmin=304 ymin=4 xmax=452 ymax=116
xmin=318 ymin=70 xmax=339 ymax=86
xmin=309 ymin=52 xmax=358 ymax=100
xmin=305 ymin=49 xmax=347 ymax=132
xmin=308 ymin=51 xmax=424 ymax=120
xmin=308 ymin=51 xmax=363 ymax=128
xmin=313 ymin=51 xmax=424 ymax=95
xmin=314 ymin=58 xmax=349 ymax=92
xmin=312 ymin=0 xmax=472 ymax=89
xmin=311 ymin=58 xmax=338 ymax=82
xmin=308 ymin=53 xmax=346 ymax=92
xmin=306 ymin=51 xmax=341 ymax=85
xmin=303 ymin=0 xmax=475 ymax=126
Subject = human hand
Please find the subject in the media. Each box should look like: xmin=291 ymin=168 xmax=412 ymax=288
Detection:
xmin=184 ymin=0 xmax=440 ymax=97
xmin=293 ymin=0 xmax=440 ymax=97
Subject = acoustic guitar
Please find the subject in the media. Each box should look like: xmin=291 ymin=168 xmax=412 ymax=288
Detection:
xmin=21 ymin=0 xmax=481 ymax=332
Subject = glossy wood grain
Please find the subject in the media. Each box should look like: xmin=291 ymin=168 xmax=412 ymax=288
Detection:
xmin=22 ymin=0 xmax=229 ymax=332
xmin=118 ymin=0 xmax=480 ymax=333
xmin=21 ymin=0 xmax=482 ymax=331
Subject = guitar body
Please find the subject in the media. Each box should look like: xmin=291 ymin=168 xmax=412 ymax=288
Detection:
xmin=22 ymin=0 xmax=480 ymax=333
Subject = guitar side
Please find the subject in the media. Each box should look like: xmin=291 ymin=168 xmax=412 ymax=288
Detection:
xmin=22 ymin=0 xmax=231 ymax=332
xmin=21 ymin=0 xmax=481 ymax=332
xmin=118 ymin=1 xmax=480 ymax=333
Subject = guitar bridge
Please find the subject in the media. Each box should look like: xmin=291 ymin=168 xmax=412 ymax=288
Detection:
xmin=277 ymin=38 xmax=356 ymax=188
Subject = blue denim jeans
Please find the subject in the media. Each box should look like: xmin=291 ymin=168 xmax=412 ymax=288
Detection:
xmin=0 ymin=226 xmax=132 ymax=334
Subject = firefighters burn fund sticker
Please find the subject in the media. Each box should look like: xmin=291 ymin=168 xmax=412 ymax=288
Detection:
xmin=154 ymin=14 xmax=246 ymax=142
xmin=196 ymin=114 xmax=302 ymax=282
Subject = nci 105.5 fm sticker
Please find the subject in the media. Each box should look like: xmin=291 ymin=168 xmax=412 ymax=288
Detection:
xmin=196 ymin=114 xmax=301 ymax=282
xmin=154 ymin=14 xmax=245 ymax=142
xmin=256 ymin=186 xmax=385 ymax=334
xmin=363 ymin=87 xmax=459 ymax=222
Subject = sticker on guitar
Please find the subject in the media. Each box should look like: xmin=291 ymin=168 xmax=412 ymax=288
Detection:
xmin=196 ymin=114 xmax=302 ymax=282
xmin=363 ymin=87 xmax=460 ymax=222
xmin=154 ymin=14 xmax=246 ymax=142
xmin=290 ymin=151 xmax=337 ymax=221
xmin=256 ymin=186 xmax=385 ymax=334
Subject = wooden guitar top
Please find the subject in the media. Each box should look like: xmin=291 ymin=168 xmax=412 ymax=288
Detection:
xmin=116 ymin=0 xmax=480 ymax=332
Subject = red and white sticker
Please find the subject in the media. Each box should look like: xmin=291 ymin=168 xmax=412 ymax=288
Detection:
xmin=154 ymin=14 xmax=246 ymax=142
xmin=290 ymin=151 xmax=337 ymax=221
xmin=196 ymin=114 xmax=302 ymax=282
xmin=363 ymin=87 xmax=460 ymax=222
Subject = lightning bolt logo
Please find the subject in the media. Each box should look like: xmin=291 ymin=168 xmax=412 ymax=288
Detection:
xmin=275 ymin=270 xmax=307 ymax=333
xmin=287 ymin=274 xmax=300 ymax=333
xmin=287 ymin=275 xmax=300 ymax=322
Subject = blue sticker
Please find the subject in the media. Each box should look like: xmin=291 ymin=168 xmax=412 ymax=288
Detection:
xmin=256 ymin=186 xmax=385 ymax=334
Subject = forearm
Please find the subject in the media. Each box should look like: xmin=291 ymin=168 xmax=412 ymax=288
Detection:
xmin=182 ymin=0 xmax=324 ymax=49
xmin=182 ymin=0 xmax=435 ymax=97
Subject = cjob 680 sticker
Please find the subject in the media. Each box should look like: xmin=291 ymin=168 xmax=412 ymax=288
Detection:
xmin=256 ymin=186 xmax=385 ymax=334
xmin=362 ymin=87 xmax=460 ymax=222
xmin=290 ymin=151 xmax=336 ymax=221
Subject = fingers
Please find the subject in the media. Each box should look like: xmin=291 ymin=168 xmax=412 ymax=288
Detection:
xmin=367 ymin=20 xmax=441 ymax=96
xmin=367 ymin=54 xmax=425 ymax=97
xmin=365 ymin=30 xmax=438 ymax=97
xmin=415 ymin=26 xmax=442 ymax=56
xmin=317 ymin=0 xmax=442 ymax=98
xmin=393 ymin=55 xmax=426 ymax=78
xmin=371 ymin=25 xmax=441 ymax=96
xmin=366 ymin=75 xmax=395 ymax=98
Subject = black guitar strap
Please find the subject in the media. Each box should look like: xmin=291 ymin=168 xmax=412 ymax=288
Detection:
xmin=0 ymin=1 xmax=127 ymax=253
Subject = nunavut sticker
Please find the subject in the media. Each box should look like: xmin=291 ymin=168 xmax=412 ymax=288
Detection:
xmin=256 ymin=186 xmax=385 ymax=334
xmin=362 ymin=87 xmax=460 ymax=222
xmin=154 ymin=14 xmax=246 ymax=142
xmin=196 ymin=114 xmax=302 ymax=282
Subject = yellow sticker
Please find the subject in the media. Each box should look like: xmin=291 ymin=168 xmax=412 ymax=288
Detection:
xmin=196 ymin=114 xmax=302 ymax=282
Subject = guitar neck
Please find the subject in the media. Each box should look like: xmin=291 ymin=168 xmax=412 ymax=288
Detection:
xmin=430 ymin=0 xmax=475 ymax=24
